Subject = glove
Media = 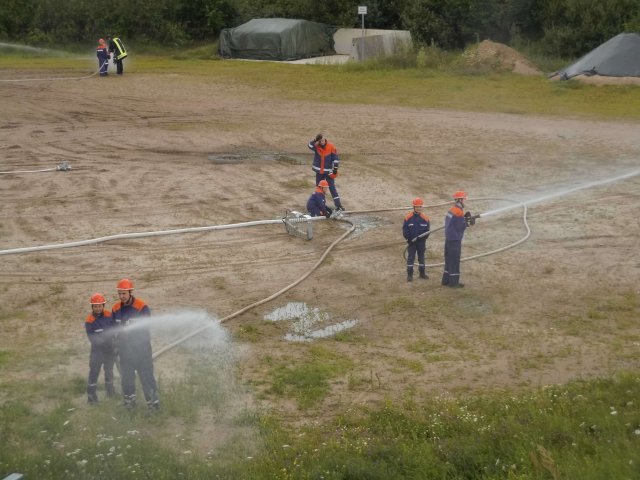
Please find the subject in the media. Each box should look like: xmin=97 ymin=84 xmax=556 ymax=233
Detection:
xmin=324 ymin=207 xmax=333 ymax=218
xmin=314 ymin=133 xmax=323 ymax=142
xmin=407 ymin=239 xmax=413 ymax=246
xmin=464 ymin=211 xmax=476 ymax=226
xmin=329 ymin=167 xmax=338 ymax=179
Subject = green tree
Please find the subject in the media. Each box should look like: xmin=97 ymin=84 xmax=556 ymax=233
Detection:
xmin=402 ymin=0 xmax=473 ymax=49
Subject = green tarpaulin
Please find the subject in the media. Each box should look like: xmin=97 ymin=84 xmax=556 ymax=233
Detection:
xmin=219 ymin=18 xmax=335 ymax=61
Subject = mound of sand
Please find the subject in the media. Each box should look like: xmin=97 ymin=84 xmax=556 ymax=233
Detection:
xmin=462 ymin=40 xmax=542 ymax=75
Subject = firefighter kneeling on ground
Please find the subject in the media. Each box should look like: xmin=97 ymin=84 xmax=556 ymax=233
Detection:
xmin=306 ymin=179 xmax=333 ymax=218
xmin=403 ymin=197 xmax=430 ymax=282
xmin=111 ymin=278 xmax=159 ymax=410
xmin=85 ymin=293 xmax=116 ymax=404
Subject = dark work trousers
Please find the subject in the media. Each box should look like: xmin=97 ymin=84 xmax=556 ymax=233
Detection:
xmin=442 ymin=240 xmax=462 ymax=286
xmin=114 ymin=58 xmax=124 ymax=75
xmin=98 ymin=54 xmax=109 ymax=76
xmin=119 ymin=341 xmax=158 ymax=403
xmin=315 ymin=172 xmax=342 ymax=208
xmin=88 ymin=347 xmax=115 ymax=394
xmin=406 ymin=239 xmax=426 ymax=275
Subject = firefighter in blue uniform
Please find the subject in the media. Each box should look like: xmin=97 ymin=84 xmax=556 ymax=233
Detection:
xmin=96 ymin=38 xmax=109 ymax=76
xmin=85 ymin=293 xmax=116 ymax=403
xmin=106 ymin=35 xmax=127 ymax=75
xmin=403 ymin=197 xmax=430 ymax=282
xmin=306 ymin=179 xmax=333 ymax=218
xmin=308 ymin=133 xmax=344 ymax=211
xmin=442 ymin=191 xmax=472 ymax=288
xmin=111 ymin=278 xmax=159 ymax=410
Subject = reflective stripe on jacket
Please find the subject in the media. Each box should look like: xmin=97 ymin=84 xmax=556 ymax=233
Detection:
xmin=308 ymin=140 xmax=339 ymax=174
xmin=109 ymin=37 xmax=128 ymax=60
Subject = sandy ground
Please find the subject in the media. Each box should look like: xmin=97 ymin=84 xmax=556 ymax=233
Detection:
xmin=1 ymin=65 xmax=639 ymax=429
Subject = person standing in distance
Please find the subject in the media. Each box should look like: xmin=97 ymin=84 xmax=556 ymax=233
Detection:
xmin=403 ymin=197 xmax=430 ymax=282
xmin=111 ymin=279 xmax=159 ymax=410
xmin=106 ymin=35 xmax=128 ymax=75
xmin=308 ymin=133 xmax=344 ymax=211
xmin=306 ymin=179 xmax=334 ymax=218
xmin=442 ymin=191 xmax=473 ymax=288
xmin=85 ymin=293 xmax=117 ymax=404
xmin=96 ymin=38 xmax=109 ymax=77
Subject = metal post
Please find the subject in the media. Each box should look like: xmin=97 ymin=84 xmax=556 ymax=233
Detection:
xmin=358 ymin=6 xmax=367 ymax=61
xmin=361 ymin=14 xmax=365 ymax=61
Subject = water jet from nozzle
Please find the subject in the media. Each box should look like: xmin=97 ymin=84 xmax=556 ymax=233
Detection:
xmin=479 ymin=169 xmax=639 ymax=218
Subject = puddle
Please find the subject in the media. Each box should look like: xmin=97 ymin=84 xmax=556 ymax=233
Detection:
xmin=264 ymin=302 xmax=358 ymax=342
xmin=285 ymin=320 xmax=359 ymax=342
xmin=349 ymin=215 xmax=388 ymax=238
xmin=208 ymin=152 xmax=309 ymax=165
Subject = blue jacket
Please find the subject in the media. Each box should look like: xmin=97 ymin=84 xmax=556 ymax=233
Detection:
xmin=307 ymin=189 xmax=327 ymax=217
xmin=444 ymin=205 xmax=467 ymax=241
xmin=308 ymin=140 xmax=339 ymax=174
xmin=85 ymin=310 xmax=115 ymax=350
xmin=112 ymin=296 xmax=152 ymax=347
xmin=403 ymin=211 xmax=430 ymax=243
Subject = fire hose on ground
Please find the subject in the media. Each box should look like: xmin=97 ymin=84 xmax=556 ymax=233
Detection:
xmin=0 ymin=162 xmax=71 ymax=175
xmin=0 ymin=61 xmax=108 ymax=83
xmin=1 ymin=169 xmax=637 ymax=358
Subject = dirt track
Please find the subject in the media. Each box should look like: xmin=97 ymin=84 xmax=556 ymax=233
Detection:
xmin=1 ymin=67 xmax=639 ymax=419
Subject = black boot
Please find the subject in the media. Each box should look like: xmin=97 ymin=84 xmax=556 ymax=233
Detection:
xmin=419 ymin=268 xmax=428 ymax=279
xmin=146 ymin=390 xmax=160 ymax=411
xmin=123 ymin=394 xmax=136 ymax=410
xmin=87 ymin=384 xmax=98 ymax=405
xmin=407 ymin=268 xmax=413 ymax=282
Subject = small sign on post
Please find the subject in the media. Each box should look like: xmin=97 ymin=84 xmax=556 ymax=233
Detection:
xmin=358 ymin=6 xmax=367 ymax=60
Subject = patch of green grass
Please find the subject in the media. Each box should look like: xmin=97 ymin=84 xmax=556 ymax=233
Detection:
xmin=280 ymin=177 xmax=312 ymax=190
xmin=235 ymin=324 xmax=261 ymax=343
xmin=2 ymin=54 xmax=639 ymax=120
xmin=268 ymin=345 xmax=353 ymax=409
xmin=380 ymin=296 xmax=416 ymax=315
xmin=2 ymin=365 xmax=639 ymax=479
xmin=392 ymin=356 xmax=425 ymax=374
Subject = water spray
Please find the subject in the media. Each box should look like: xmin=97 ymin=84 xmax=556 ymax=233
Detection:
xmin=478 ymin=169 xmax=639 ymax=218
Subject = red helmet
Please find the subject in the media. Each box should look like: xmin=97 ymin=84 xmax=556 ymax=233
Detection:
xmin=318 ymin=180 xmax=330 ymax=188
xmin=453 ymin=191 xmax=467 ymax=200
xmin=412 ymin=197 xmax=425 ymax=207
xmin=117 ymin=278 xmax=134 ymax=291
xmin=90 ymin=293 xmax=106 ymax=305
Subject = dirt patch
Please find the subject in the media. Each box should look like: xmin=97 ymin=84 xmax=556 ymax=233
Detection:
xmin=462 ymin=40 xmax=542 ymax=75
xmin=0 ymin=66 xmax=639 ymax=431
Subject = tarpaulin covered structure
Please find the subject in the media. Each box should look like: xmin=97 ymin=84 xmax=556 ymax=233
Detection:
xmin=558 ymin=33 xmax=640 ymax=79
xmin=219 ymin=18 xmax=335 ymax=61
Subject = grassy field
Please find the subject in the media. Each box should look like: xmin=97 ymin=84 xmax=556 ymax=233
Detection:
xmin=1 ymin=50 xmax=640 ymax=479
xmin=2 ymin=51 xmax=640 ymax=121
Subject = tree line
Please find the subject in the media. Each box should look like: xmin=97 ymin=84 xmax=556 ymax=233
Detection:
xmin=1 ymin=0 xmax=639 ymax=58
